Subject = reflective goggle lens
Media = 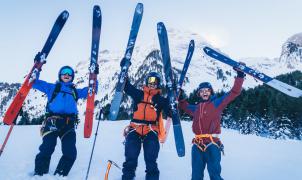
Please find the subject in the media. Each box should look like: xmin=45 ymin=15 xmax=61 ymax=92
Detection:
xmin=148 ymin=77 xmax=158 ymax=84
xmin=60 ymin=68 xmax=73 ymax=76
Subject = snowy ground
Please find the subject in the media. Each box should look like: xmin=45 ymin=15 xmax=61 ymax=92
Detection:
xmin=0 ymin=120 xmax=302 ymax=180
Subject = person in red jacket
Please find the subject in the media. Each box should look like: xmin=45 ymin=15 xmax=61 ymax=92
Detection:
xmin=179 ymin=66 xmax=245 ymax=180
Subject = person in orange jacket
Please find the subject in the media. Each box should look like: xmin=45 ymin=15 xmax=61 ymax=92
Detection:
xmin=121 ymin=71 xmax=170 ymax=180
xmin=179 ymin=66 xmax=245 ymax=180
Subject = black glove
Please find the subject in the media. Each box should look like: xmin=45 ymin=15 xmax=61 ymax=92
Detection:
xmin=233 ymin=62 xmax=246 ymax=78
xmin=178 ymin=89 xmax=186 ymax=101
xmin=34 ymin=52 xmax=42 ymax=63
xmin=94 ymin=63 xmax=99 ymax=74
xmin=120 ymin=58 xmax=131 ymax=68
xmin=236 ymin=70 xmax=245 ymax=78
xmin=152 ymin=94 xmax=161 ymax=106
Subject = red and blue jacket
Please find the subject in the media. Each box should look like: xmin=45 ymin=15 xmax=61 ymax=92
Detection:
xmin=179 ymin=77 xmax=244 ymax=136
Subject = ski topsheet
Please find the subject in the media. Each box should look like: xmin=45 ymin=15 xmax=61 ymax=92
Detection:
xmin=3 ymin=10 xmax=69 ymax=125
xmin=84 ymin=5 xmax=102 ymax=138
xmin=109 ymin=3 xmax=144 ymax=120
xmin=176 ymin=39 xmax=195 ymax=97
xmin=157 ymin=22 xmax=185 ymax=157
xmin=164 ymin=40 xmax=195 ymax=143
xmin=203 ymin=46 xmax=302 ymax=98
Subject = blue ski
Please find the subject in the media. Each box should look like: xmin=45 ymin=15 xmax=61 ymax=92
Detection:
xmin=176 ymin=40 xmax=195 ymax=97
xmin=203 ymin=46 xmax=302 ymax=98
xmin=157 ymin=22 xmax=185 ymax=157
xmin=109 ymin=3 xmax=144 ymax=120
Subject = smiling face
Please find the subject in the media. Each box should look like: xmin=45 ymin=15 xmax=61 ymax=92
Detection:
xmin=60 ymin=74 xmax=73 ymax=83
xmin=59 ymin=67 xmax=74 ymax=83
xmin=148 ymin=82 xmax=158 ymax=89
xmin=198 ymin=88 xmax=212 ymax=101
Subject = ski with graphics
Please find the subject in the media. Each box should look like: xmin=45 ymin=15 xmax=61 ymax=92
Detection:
xmin=164 ymin=39 xmax=195 ymax=143
xmin=3 ymin=10 xmax=69 ymax=125
xmin=157 ymin=22 xmax=185 ymax=157
xmin=203 ymin=46 xmax=302 ymax=98
xmin=109 ymin=3 xmax=144 ymax=120
xmin=176 ymin=39 xmax=195 ymax=97
xmin=84 ymin=5 xmax=102 ymax=138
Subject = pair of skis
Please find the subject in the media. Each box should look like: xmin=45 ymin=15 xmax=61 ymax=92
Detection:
xmin=1 ymin=5 xmax=102 ymax=156
xmin=1 ymin=10 xmax=69 ymax=157
xmin=157 ymin=22 xmax=195 ymax=157
xmin=203 ymin=46 xmax=302 ymax=98
xmin=162 ymin=39 xmax=195 ymax=144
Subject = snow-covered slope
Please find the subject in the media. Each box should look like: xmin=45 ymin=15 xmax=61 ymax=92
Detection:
xmin=1 ymin=29 xmax=302 ymax=122
xmin=0 ymin=121 xmax=301 ymax=180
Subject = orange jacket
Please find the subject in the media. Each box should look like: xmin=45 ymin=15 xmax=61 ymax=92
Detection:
xmin=124 ymin=80 xmax=170 ymax=141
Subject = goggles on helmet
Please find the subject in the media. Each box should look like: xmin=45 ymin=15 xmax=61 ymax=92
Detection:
xmin=60 ymin=68 xmax=73 ymax=76
xmin=147 ymin=76 xmax=158 ymax=85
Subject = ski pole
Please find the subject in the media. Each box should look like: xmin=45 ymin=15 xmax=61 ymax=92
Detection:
xmin=85 ymin=108 xmax=103 ymax=180
xmin=0 ymin=124 xmax=15 ymax=157
xmin=104 ymin=160 xmax=121 ymax=180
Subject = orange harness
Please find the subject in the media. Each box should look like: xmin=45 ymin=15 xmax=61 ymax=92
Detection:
xmin=193 ymin=134 xmax=224 ymax=155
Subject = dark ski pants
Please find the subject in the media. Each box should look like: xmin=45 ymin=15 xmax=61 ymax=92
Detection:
xmin=122 ymin=131 xmax=160 ymax=180
xmin=34 ymin=118 xmax=77 ymax=176
xmin=191 ymin=144 xmax=223 ymax=180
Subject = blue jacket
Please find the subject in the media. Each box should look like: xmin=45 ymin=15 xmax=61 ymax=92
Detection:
xmin=33 ymin=80 xmax=88 ymax=115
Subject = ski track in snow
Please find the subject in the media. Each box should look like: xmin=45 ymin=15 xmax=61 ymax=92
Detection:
xmin=0 ymin=120 xmax=302 ymax=180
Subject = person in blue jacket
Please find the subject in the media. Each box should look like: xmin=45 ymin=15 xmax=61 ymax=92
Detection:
xmin=33 ymin=60 xmax=98 ymax=176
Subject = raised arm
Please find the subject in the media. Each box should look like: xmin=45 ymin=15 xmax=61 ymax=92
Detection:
xmin=214 ymin=77 xmax=244 ymax=110
xmin=32 ymin=79 xmax=55 ymax=97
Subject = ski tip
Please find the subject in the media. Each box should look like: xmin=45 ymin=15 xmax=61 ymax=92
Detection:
xmin=136 ymin=3 xmax=144 ymax=14
xmin=203 ymin=46 xmax=211 ymax=53
xmin=93 ymin=5 xmax=102 ymax=18
xmin=157 ymin=22 xmax=166 ymax=33
xmin=190 ymin=39 xmax=195 ymax=47
xmin=60 ymin=10 xmax=69 ymax=20
xmin=93 ymin=5 xmax=101 ymax=10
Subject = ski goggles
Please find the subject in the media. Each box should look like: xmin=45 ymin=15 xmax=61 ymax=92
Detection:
xmin=147 ymin=77 xmax=158 ymax=85
xmin=60 ymin=68 xmax=73 ymax=76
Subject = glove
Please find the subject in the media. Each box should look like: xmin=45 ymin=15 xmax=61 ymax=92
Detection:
xmin=233 ymin=62 xmax=246 ymax=78
xmin=34 ymin=52 xmax=42 ymax=63
xmin=120 ymin=58 xmax=131 ymax=68
xmin=178 ymin=89 xmax=186 ymax=101
xmin=94 ymin=63 xmax=99 ymax=74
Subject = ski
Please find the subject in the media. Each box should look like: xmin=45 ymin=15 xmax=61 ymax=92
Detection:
xmin=164 ymin=40 xmax=195 ymax=143
xmin=203 ymin=46 xmax=302 ymax=98
xmin=176 ymin=39 xmax=195 ymax=97
xmin=157 ymin=22 xmax=185 ymax=157
xmin=109 ymin=3 xmax=144 ymax=120
xmin=3 ymin=10 xmax=69 ymax=125
xmin=84 ymin=5 xmax=102 ymax=138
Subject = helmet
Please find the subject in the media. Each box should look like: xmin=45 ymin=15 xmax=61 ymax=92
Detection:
xmin=197 ymin=82 xmax=214 ymax=94
xmin=58 ymin=66 xmax=75 ymax=82
xmin=145 ymin=72 xmax=161 ymax=88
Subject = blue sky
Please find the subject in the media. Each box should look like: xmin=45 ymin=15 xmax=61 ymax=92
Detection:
xmin=1 ymin=0 xmax=302 ymax=82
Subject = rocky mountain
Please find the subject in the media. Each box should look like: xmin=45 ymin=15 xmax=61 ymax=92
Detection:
xmin=280 ymin=33 xmax=302 ymax=68
xmin=0 ymin=29 xmax=301 ymax=123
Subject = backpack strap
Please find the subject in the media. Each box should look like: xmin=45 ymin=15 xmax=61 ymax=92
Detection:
xmin=46 ymin=83 xmax=79 ymax=113
xmin=70 ymin=84 xmax=79 ymax=102
xmin=46 ymin=83 xmax=61 ymax=112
